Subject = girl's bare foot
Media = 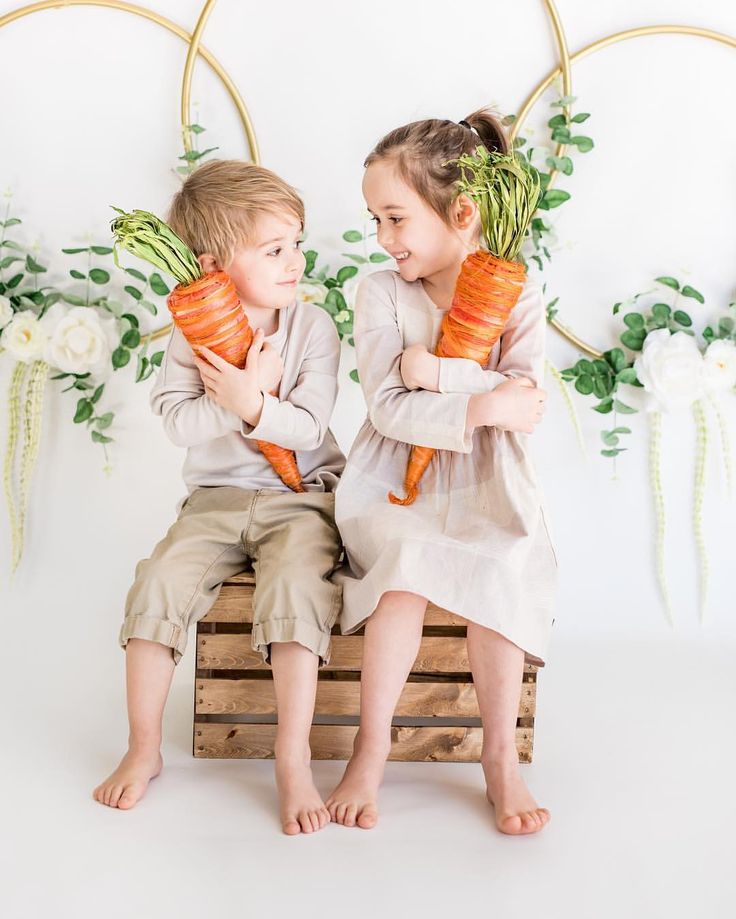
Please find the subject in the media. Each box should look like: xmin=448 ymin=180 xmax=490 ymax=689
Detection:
xmin=275 ymin=754 xmax=330 ymax=836
xmin=482 ymin=753 xmax=551 ymax=835
xmin=93 ymin=747 xmax=163 ymax=810
xmin=325 ymin=733 xmax=387 ymax=829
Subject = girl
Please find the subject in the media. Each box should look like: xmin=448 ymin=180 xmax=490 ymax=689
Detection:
xmin=326 ymin=110 xmax=557 ymax=835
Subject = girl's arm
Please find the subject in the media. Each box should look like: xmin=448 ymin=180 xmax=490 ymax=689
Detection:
xmin=402 ymin=281 xmax=546 ymax=394
xmin=355 ymin=273 xmax=476 ymax=452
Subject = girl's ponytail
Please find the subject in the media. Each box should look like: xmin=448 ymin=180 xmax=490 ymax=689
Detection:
xmin=461 ymin=108 xmax=509 ymax=156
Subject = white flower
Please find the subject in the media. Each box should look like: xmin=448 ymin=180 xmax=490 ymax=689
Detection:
xmin=702 ymin=339 xmax=736 ymax=393
xmin=44 ymin=306 xmax=116 ymax=375
xmin=0 ymin=294 xmax=13 ymax=330
xmin=633 ymin=329 xmax=704 ymax=412
xmin=296 ymin=281 xmax=328 ymax=305
xmin=340 ymin=274 xmax=363 ymax=311
xmin=2 ymin=311 xmax=47 ymax=363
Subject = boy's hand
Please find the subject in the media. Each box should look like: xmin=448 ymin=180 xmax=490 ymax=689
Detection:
xmin=258 ymin=341 xmax=284 ymax=395
xmin=194 ymin=330 xmax=268 ymax=427
xmin=468 ymin=377 xmax=546 ymax=434
xmin=400 ymin=343 xmax=439 ymax=391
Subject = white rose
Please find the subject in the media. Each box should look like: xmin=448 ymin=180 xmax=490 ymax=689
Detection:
xmin=702 ymin=339 xmax=736 ymax=393
xmin=633 ymin=329 xmax=704 ymax=412
xmin=2 ymin=311 xmax=47 ymax=363
xmin=340 ymin=274 xmax=362 ymax=311
xmin=44 ymin=306 xmax=116 ymax=375
xmin=0 ymin=294 xmax=13 ymax=330
xmin=296 ymin=281 xmax=329 ymax=305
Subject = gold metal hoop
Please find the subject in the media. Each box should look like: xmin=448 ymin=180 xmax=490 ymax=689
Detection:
xmin=513 ymin=23 xmax=736 ymax=358
xmin=0 ymin=0 xmax=260 ymax=341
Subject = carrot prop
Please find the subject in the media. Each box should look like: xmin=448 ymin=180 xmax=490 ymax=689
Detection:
xmin=388 ymin=147 xmax=541 ymax=506
xmin=110 ymin=208 xmax=304 ymax=493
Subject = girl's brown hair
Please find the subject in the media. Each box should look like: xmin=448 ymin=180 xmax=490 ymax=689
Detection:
xmin=364 ymin=108 xmax=508 ymax=225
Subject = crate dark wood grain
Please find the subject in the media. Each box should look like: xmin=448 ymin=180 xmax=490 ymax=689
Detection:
xmin=194 ymin=569 xmax=539 ymax=763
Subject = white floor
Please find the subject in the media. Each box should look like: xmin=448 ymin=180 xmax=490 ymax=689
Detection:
xmin=3 ymin=629 xmax=734 ymax=919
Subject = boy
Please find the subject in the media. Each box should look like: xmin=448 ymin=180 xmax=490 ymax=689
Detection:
xmin=93 ymin=160 xmax=345 ymax=835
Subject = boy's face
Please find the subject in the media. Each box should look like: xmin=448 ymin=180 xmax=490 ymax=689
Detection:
xmin=223 ymin=212 xmax=305 ymax=310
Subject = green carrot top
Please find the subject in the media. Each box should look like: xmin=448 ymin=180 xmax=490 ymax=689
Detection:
xmin=110 ymin=207 xmax=203 ymax=287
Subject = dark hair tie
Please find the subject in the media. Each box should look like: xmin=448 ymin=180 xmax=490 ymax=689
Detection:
xmin=458 ymin=119 xmax=480 ymax=137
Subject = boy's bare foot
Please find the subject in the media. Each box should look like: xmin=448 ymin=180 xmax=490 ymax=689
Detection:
xmin=325 ymin=733 xmax=387 ymax=829
xmin=93 ymin=747 xmax=163 ymax=810
xmin=482 ymin=754 xmax=551 ymax=835
xmin=275 ymin=755 xmax=331 ymax=836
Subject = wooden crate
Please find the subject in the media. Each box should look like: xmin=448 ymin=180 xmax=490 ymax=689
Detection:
xmin=194 ymin=569 xmax=538 ymax=763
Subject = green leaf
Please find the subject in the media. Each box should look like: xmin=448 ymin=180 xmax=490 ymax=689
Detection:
xmin=112 ymin=346 xmax=130 ymax=369
xmin=550 ymin=127 xmax=571 ymax=144
xmin=538 ymin=189 xmax=571 ymax=210
xmin=122 ymin=312 xmax=139 ymax=328
xmin=342 ymin=253 xmax=368 ymax=264
xmin=547 ymin=114 xmax=567 ymax=128
xmin=122 ymin=329 xmax=141 ymax=349
xmin=70 ymin=269 xmax=86 ymax=280
xmin=124 ymin=267 xmax=147 ymax=282
xmin=62 ymin=294 xmax=87 ymax=306
xmin=593 ymin=397 xmax=614 ymax=414
xmin=613 ymin=399 xmax=638 ymax=414
xmin=149 ymin=272 xmax=170 ymax=296
xmin=303 ymin=250 xmax=318 ymax=275
xmin=673 ymin=310 xmax=692 ymax=327
xmin=369 ymin=252 xmax=391 ymax=263
xmin=91 ymin=384 xmax=105 ymax=404
xmin=616 ymin=368 xmax=639 ymax=385
xmin=718 ymin=317 xmax=734 ymax=336
xmin=655 ymin=276 xmax=679 ymax=291
xmin=623 ymin=312 xmax=645 ymax=329
xmin=575 ymin=374 xmax=594 ymax=395
xmin=139 ymin=299 xmax=158 ymax=315
xmin=336 ymin=265 xmax=359 ymax=284
xmin=570 ymin=112 xmax=590 ymax=123
xmin=91 ymin=431 xmax=113 ymax=444
xmin=124 ymin=285 xmax=142 ymax=301
xmin=188 ymin=123 xmax=206 ymax=134
xmin=61 ymin=247 xmax=89 ymax=254
xmin=325 ymin=288 xmax=347 ymax=311
xmin=2 ymin=217 xmax=21 ymax=227
xmin=570 ymin=136 xmax=594 ymax=152
xmin=0 ymin=255 xmax=22 ymax=269
xmin=681 ymin=285 xmax=704 ymax=304
xmin=604 ymin=347 xmax=626 ymax=372
xmin=89 ymin=268 xmax=110 ymax=284
xmin=25 ymin=255 xmax=47 ymax=274
xmin=342 ymin=230 xmax=363 ymax=243
xmin=349 ymin=368 xmax=360 ymax=383
xmin=545 ymin=155 xmax=574 ymax=176
xmin=150 ymin=350 xmax=164 ymax=367
xmin=90 ymin=245 xmax=113 ymax=255
xmin=621 ymin=330 xmax=645 ymax=351
xmin=95 ymin=412 xmax=114 ymax=430
xmin=74 ymin=399 xmax=93 ymax=423
xmin=652 ymin=303 xmax=672 ymax=321
xmin=601 ymin=448 xmax=627 ymax=458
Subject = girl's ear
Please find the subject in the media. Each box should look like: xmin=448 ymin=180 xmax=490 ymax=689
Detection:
xmin=452 ymin=193 xmax=478 ymax=230
xmin=197 ymin=252 xmax=220 ymax=273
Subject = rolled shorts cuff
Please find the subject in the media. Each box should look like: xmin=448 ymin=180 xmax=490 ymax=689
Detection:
xmin=251 ymin=618 xmax=333 ymax=667
xmin=119 ymin=615 xmax=188 ymax=665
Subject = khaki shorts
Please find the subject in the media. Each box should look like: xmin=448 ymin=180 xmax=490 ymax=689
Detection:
xmin=120 ymin=486 xmax=343 ymax=666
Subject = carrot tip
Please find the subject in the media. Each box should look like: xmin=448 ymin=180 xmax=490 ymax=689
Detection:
xmin=387 ymin=488 xmax=417 ymax=506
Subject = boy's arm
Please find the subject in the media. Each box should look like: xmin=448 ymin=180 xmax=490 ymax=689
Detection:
xmin=405 ymin=282 xmax=546 ymax=394
xmin=150 ymin=327 xmax=244 ymax=447
xmin=240 ymin=309 xmax=339 ymax=452
xmin=356 ymin=274 xmax=476 ymax=453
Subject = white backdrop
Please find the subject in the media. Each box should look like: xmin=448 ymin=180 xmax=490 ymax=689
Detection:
xmin=1 ymin=0 xmax=735 ymax=650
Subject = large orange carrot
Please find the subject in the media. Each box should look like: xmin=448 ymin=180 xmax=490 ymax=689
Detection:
xmin=387 ymin=148 xmax=541 ymax=506
xmin=111 ymin=208 xmax=304 ymax=492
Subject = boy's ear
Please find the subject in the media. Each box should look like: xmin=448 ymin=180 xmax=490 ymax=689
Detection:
xmin=197 ymin=252 xmax=220 ymax=273
xmin=452 ymin=193 xmax=478 ymax=230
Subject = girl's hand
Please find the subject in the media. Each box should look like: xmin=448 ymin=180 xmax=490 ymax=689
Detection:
xmin=470 ymin=377 xmax=547 ymax=433
xmin=400 ymin=343 xmax=439 ymax=391
xmin=258 ymin=341 xmax=284 ymax=395
xmin=194 ymin=330 xmax=266 ymax=426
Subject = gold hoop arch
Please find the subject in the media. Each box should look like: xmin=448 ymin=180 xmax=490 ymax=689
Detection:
xmin=0 ymin=0 xmax=260 ymax=341
xmin=512 ymin=24 xmax=736 ymax=358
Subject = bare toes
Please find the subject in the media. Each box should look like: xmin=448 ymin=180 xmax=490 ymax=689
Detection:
xmin=282 ymin=817 xmax=301 ymax=836
xmin=336 ymin=803 xmax=348 ymax=825
xmin=345 ymin=804 xmax=358 ymax=827
xmin=358 ymin=805 xmax=378 ymax=829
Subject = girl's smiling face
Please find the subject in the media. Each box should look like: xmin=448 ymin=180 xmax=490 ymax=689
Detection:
xmin=362 ymin=158 xmax=478 ymax=285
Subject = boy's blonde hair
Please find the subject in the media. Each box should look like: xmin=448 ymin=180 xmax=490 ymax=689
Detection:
xmin=167 ymin=159 xmax=305 ymax=267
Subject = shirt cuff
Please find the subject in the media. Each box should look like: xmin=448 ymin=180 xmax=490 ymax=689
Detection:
xmin=240 ymin=392 xmax=279 ymax=440
xmin=438 ymin=356 xmax=506 ymax=395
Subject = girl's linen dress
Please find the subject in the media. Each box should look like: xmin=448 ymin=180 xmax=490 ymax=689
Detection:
xmin=333 ymin=269 xmax=558 ymax=666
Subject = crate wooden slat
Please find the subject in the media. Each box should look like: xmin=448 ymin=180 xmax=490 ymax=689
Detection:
xmin=194 ymin=569 xmax=539 ymax=763
xmin=194 ymin=723 xmax=535 ymax=763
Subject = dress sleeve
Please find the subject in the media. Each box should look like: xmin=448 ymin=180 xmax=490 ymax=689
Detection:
xmin=240 ymin=308 xmax=339 ymax=452
xmin=355 ymin=273 xmax=474 ymax=452
xmin=437 ymin=280 xmax=547 ymax=393
xmin=150 ymin=327 xmax=243 ymax=448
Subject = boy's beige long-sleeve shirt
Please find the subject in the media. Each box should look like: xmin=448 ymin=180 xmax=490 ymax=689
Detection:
xmin=151 ymin=300 xmax=345 ymax=494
